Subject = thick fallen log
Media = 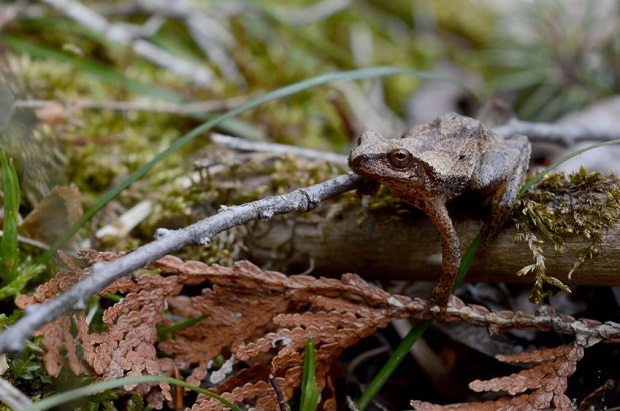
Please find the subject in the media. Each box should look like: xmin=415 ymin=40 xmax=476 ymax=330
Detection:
xmin=245 ymin=192 xmax=620 ymax=287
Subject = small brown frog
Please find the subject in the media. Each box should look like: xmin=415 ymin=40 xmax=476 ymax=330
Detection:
xmin=349 ymin=112 xmax=531 ymax=309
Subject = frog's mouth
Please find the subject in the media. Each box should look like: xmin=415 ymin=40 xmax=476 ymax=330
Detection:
xmin=348 ymin=154 xmax=386 ymax=177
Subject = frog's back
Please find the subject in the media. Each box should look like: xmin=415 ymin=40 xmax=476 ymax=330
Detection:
xmin=399 ymin=112 xmax=483 ymax=181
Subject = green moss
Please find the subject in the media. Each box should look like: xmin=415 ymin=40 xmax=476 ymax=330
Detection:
xmin=126 ymin=392 xmax=150 ymax=411
xmin=514 ymin=167 xmax=620 ymax=303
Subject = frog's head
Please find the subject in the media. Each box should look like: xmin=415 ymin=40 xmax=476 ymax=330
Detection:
xmin=349 ymin=130 xmax=439 ymax=200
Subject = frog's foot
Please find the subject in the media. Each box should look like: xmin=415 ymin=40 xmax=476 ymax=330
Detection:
xmin=428 ymin=282 xmax=451 ymax=309
xmin=421 ymin=282 xmax=452 ymax=319
xmin=418 ymin=292 xmax=454 ymax=321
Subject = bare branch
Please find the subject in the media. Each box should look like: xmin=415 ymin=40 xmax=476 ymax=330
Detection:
xmin=245 ymin=206 xmax=620 ymax=287
xmin=14 ymin=96 xmax=251 ymax=114
xmin=492 ymin=119 xmax=620 ymax=146
xmin=0 ymin=230 xmax=49 ymax=250
xmin=0 ymin=172 xmax=363 ymax=355
xmin=210 ymin=133 xmax=348 ymax=164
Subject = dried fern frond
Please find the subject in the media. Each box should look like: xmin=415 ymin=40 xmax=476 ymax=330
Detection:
xmin=411 ymin=342 xmax=584 ymax=411
xmin=18 ymin=252 xmax=422 ymax=409
xmin=18 ymin=251 xmax=619 ymax=409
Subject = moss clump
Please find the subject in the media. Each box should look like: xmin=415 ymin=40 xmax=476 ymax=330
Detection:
xmin=514 ymin=166 xmax=620 ymax=303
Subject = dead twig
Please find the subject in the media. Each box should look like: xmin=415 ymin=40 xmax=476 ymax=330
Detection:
xmin=210 ymin=133 xmax=348 ymax=164
xmin=0 ymin=172 xmax=363 ymax=355
xmin=492 ymin=119 xmax=620 ymax=146
xmin=14 ymin=96 xmax=252 ymax=114
xmin=435 ymin=298 xmax=620 ymax=348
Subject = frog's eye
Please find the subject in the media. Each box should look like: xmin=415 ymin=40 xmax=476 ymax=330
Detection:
xmin=388 ymin=148 xmax=413 ymax=168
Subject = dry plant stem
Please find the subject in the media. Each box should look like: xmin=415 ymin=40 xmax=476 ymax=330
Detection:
xmin=16 ymin=97 xmax=620 ymax=146
xmin=492 ymin=119 xmax=620 ymax=145
xmin=0 ymin=229 xmax=49 ymax=250
xmin=0 ymin=172 xmax=363 ymax=355
xmin=40 ymin=0 xmax=213 ymax=86
xmin=436 ymin=298 xmax=620 ymax=348
xmin=14 ymin=96 xmax=251 ymax=114
xmin=269 ymin=374 xmax=288 ymax=411
xmin=210 ymin=133 xmax=348 ymax=164
xmin=0 ymin=376 xmax=32 ymax=409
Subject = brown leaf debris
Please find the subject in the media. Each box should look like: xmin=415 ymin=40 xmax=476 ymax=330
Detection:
xmin=411 ymin=342 xmax=584 ymax=411
xmin=19 ymin=252 xmax=420 ymax=409
xmin=18 ymin=251 xmax=620 ymax=410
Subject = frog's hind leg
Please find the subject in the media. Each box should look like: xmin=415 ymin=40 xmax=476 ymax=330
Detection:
xmin=473 ymin=134 xmax=531 ymax=246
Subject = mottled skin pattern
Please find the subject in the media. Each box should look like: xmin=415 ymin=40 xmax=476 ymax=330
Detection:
xmin=349 ymin=112 xmax=531 ymax=310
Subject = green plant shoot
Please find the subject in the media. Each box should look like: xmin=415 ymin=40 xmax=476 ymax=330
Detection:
xmin=0 ymin=145 xmax=19 ymax=279
xmin=300 ymin=333 xmax=319 ymax=411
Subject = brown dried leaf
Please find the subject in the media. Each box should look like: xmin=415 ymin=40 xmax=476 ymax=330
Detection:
xmin=20 ymin=184 xmax=83 ymax=246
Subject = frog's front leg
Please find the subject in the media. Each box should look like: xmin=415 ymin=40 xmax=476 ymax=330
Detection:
xmin=422 ymin=198 xmax=461 ymax=310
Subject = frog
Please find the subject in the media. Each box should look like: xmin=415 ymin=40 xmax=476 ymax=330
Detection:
xmin=348 ymin=112 xmax=531 ymax=310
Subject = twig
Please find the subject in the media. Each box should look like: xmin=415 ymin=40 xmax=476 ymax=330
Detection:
xmin=0 ymin=376 xmax=33 ymax=409
xmin=0 ymin=230 xmax=49 ymax=250
xmin=269 ymin=374 xmax=288 ymax=411
xmin=492 ymin=118 xmax=620 ymax=146
xmin=434 ymin=297 xmax=620 ymax=348
xmin=92 ymin=0 xmax=244 ymax=20
xmin=40 ymin=0 xmax=214 ymax=86
xmin=17 ymin=96 xmax=620 ymax=147
xmin=0 ymin=172 xmax=363 ymax=355
xmin=14 ymin=96 xmax=251 ymax=114
xmin=210 ymin=133 xmax=348 ymax=165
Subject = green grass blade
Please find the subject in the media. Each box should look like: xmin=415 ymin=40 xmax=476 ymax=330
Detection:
xmin=300 ymin=333 xmax=319 ymax=411
xmin=39 ymin=66 xmax=473 ymax=263
xmin=0 ymin=147 xmax=20 ymax=279
xmin=157 ymin=314 xmax=209 ymax=341
xmin=21 ymin=375 xmax=243 ymax=411
xmin=455 ymin=235 xmax=484 ymax=288
xmin=0 ymin=80 xmax=15 ymax=129
xmin=358 ymin=233 xmax=482 ymax=410
xmin=357 ymin=319 xmax=432 ymax=410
